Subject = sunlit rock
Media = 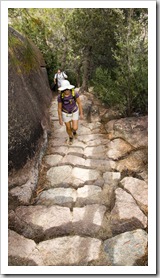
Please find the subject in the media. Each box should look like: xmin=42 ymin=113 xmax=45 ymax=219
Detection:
xmin=120 ymin=177 xmax=148 ymax=214
xmin=111 ymin=188 xmax=147 ymax=235
xmin=9 ymin=205 xmax=72 ymax=241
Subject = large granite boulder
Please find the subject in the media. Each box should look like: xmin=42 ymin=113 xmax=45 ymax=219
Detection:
xmin=105 ymin=116 xmax=148 ymax=148
xmin=8 ymin=27 xmax=52 ymax=171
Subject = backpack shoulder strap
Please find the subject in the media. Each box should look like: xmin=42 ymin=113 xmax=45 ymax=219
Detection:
xmin=72 ymin=89 xmax=76 ymax=101
xmin=60 ymin=92 xmax=64 ymax=100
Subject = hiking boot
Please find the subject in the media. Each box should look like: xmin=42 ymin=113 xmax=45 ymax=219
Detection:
xmin=72 ymin=130 xmax=78 ymax=139
xmin=68 ymin=137 xmax=73 ymax=145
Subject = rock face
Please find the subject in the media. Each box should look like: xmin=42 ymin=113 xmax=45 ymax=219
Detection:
xmin=8 ymin=88 xmax=148 ymax=266
xmin=8 ymin=27 xmax=52 ymax=171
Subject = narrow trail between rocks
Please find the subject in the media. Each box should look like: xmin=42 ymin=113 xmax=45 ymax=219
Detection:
xmin=8 ymin=93 xmax=148 ymax=266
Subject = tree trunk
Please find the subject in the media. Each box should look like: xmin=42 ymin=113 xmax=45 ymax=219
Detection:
xmin=61 ymin=37 xmax=68 ymax=70
xmin=80 ymin=46 xmax=92 ymax=93
xmin=126 ymin=9 xmax=133 ymax=116
xmin=76 ymin=64 xmax=81 ymax=87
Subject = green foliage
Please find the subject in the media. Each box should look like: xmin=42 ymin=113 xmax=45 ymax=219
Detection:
xmin=91 ymin=9 xmax=148 ymax=116
xmin=66 ymin=9 xmax=118 ymax=83
xmin=92 ymin=67 xmax=126 ymax=113
xmin=8 ymin=8 xmax=148 ymax=115
xmin=112 ymin=9 xmax=148 ymax=115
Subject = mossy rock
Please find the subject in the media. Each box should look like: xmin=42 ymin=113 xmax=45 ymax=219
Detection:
xmin=8 ymin=27 xmax=52 ymax=171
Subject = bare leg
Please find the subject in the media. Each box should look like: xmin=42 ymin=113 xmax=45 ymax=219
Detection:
xmin=65 ymin=121 xmax=73 ymax=138
xmin=72 ymin=120 xmax=79 ymax=138
xmin=72 ymin=120 xmax=78 ymax=132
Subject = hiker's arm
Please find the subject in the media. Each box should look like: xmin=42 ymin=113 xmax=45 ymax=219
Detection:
xmin=58 ymin=102 xmax=63 ymax=125
xmin=76 ymin=97 xmax=83 ymax=120
xmin=54 ymin=74 xmax=57 ymax=84
xmin=63 ymin=72 xmax=68 ymax=78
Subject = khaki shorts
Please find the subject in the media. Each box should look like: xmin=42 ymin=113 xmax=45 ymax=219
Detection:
xmin=62 ymin=109 xmax=79 ymax=123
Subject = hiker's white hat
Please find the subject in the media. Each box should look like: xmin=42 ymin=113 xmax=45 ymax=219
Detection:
xmin=59 ymin=80 xmax=75 ymax=91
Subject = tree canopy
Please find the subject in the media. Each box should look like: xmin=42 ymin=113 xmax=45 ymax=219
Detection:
xmin=8 ymin=8 xmax=148 ymax=116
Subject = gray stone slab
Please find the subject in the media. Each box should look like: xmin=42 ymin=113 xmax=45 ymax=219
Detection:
xmin=46 ymin=165 xmax=101 ymax=188
xmin=8 ymin=229 xmax=43 ymax=266
xmin=36 ymin=235 xmax=102 ymax=265
xmin=9 ymin=205 xmax=72 ymax=241
xmin=103 ymin=229 xmax=148 ymax=266
xmin=62 ymin=154 xmax=86 ymax=166
xmin=71 ymin=167 xmax=101 ymax=187
xmin=111 ymin=188 xmax=147 ymax=235
xmin=46 ymin=165 xmax=73 ymax=186
xmin=76 ymin=185 xmax=102 ymax=206
xmin=78 ymin=134 xmax=105 ymax=143
xmin=72 ymin=204 xmax=106 ymax=237
xmin=36 ymin=187 xmax=77 ymax=207
xmin=120 ymin=177 xmax=148 ymax=214
xmin=84 ymin=145 xmax=107 ymax=158
xmin=85 ymin=158 xmax=112 ymax=171
xmin=49 ymin=145 xmax=84 ymax=156
xmin=44 ymin=154 xmax=63 ymax=166
xmin=86 ymin=138 xmax=109 ymax=147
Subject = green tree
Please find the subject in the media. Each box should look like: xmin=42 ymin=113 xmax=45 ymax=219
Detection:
xmin=92 ymin=9 xmax=148 ymax=116
xmin=66 ymin=8 xmax=118 ymax=92
xmin=112 ymin=8 xmax=148 ymax=115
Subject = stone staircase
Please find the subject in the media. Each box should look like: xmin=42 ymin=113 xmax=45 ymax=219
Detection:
xmin=8 ymin=93 xmax=148 ymax=266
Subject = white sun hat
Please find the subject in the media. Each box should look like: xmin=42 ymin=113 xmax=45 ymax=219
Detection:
xmin=58 ymin=80 xmax=75 ymax=91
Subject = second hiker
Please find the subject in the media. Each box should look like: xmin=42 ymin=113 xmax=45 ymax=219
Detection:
xmin=57 ymin=80 xmax=83 ymax=145
xmin=54 ymin=68 xmax=68 ymax=89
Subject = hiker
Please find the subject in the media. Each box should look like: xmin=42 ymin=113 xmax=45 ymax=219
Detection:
xmin=57 ymin=80 xmax=83 ymax=145
xmin=54 ymin=68 xmax=68 ymax=89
